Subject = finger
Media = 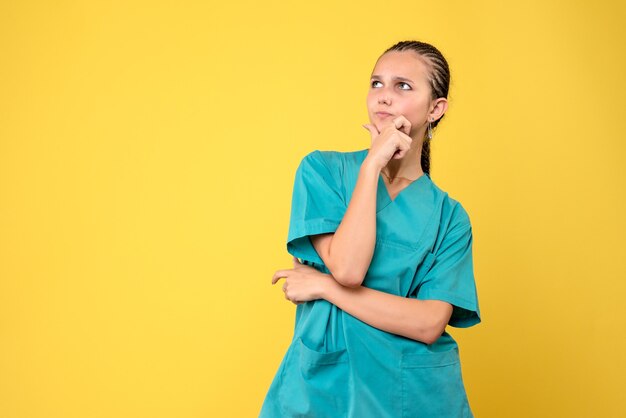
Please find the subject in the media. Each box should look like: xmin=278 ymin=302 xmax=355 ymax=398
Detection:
xmin=362 ymin=123 xmax=379 ymax=142
xmin=392 ymin=135 xmax=413 ymax=160
xmin=392 ymin=114 xmax=411 ymax=129
xmin=363 ymin=123 xmax=379 ymax=135
xmin=397 ymin=131 xmax=413 ymax=149
xmin=394 ymin=148 xmax=408 ymax=159
xmin=272 ymin=270 xmax=290 ymax=284
xmin=393 ymin=115 xmax=412 ymax=136
xmin=397 ymin=139 xmax=412 ymax=159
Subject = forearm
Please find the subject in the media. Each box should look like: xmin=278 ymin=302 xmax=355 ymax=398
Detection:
xmin=319 ymin=276 xmax=443 ymax=345
xmin=327 ymin=159 xmax=380 ymax=287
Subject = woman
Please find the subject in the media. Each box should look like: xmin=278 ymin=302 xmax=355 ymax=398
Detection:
xmin=260 ymin=40 xmax=481 ymax=418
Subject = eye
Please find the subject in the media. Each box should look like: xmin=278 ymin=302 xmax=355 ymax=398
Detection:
xmin=398 ymin=82 xmax=411 ymax=90
xmin=371 ymin=80 xmax=382 ymax=88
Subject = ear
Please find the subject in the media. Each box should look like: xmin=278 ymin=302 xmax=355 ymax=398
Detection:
xmin=429 ymin=97 xmax=449 ymax=122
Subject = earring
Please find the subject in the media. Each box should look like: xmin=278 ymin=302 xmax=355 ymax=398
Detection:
xmin=427 ymin=118 xmax=433 ymax=140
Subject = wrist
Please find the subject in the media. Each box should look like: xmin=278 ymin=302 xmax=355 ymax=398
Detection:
xmin=361 ymin=156 xmax=383 ymax=175
xmin=319 ymin=274 xmax=338 ymax=300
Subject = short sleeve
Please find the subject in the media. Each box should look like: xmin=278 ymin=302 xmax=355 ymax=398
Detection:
xmin=286 ymin=150 xmax=347 ymax=265
xmin=415 ymin=217 xmax=481 ymax=328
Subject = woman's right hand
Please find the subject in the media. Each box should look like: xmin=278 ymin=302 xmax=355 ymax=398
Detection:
xmin=362 ymin=115 xmax=413 ymax=171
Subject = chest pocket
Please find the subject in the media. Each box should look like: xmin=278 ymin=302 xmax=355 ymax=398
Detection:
xmin=364 ymin=239 xmax=422 ymax=296
xmin=407 ymin=250 xmax=437 ymax=298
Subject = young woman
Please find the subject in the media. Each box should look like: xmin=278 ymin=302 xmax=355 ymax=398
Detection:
xmin=260 ymin=40 xmax=481 ymax=418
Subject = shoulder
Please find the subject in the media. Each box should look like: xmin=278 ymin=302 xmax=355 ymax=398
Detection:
xmin=427 ymin=179 xmax=473 ymax=234
xmin=444 ymin=194 xmax=471 ymax=229
xmin=423 ymin=181 xmax=473 ymax=256
xmin=299 ymin=148 xmax=368 ymax=175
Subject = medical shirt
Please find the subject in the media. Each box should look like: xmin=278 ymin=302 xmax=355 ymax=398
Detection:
xmin=259 ymin=148 xmax=481 ymax=417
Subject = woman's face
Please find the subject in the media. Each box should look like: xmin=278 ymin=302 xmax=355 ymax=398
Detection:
xmin=366 ymin=50 xmax=434 ymax=137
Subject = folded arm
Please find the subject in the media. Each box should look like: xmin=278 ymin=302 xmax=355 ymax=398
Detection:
xmin=319 ymin=277 xmax=453 ymax=345
xmin=310 ymin=159 xmax=380 ymax=288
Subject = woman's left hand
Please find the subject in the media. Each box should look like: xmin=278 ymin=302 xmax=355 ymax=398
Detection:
xmin=272 ymin=257 xmax=330 ymax=305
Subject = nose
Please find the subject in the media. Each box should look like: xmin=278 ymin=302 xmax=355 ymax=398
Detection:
xmin=378 ymin=95 xmax=390 ymax=105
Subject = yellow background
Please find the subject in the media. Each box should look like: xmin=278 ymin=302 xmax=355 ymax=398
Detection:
xmin=1 ymin=1 xmax=625 ymax=417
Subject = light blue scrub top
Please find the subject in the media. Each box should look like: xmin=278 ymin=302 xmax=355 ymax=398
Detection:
xmin=260 ymin=149 xmax=481 ymax=418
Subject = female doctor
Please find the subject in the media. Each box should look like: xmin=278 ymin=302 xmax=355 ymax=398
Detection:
xmin=260 ymin=40 xmax=481 ymax=417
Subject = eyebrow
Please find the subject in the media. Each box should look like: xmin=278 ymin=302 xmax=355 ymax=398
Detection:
xmin=370 ymin=74 xmax=415 ymax=84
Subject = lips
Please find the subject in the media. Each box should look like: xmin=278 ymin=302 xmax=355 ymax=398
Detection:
xmin=376 ymin=112 xmax=393 ymax=118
